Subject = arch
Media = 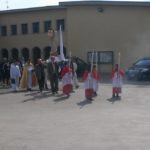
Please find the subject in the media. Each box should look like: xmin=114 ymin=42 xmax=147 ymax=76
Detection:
xmin=32 ymin=47 xmax=41 ymax=65
xmin=11 ymin=48 xmax=19 ymax=60
xmin=43 ymin=46 xmax=51 ymax=60
xmin=1 ymin=48 xmax=8 ymax=59
xmin=21 ymin=48 xmax=29 ymax=62
xmin=57 ymin=46 xmax=66 ymax=57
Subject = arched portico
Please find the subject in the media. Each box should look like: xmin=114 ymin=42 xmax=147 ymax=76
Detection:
xmin=32 ymin=47 xmax=41 ymax=64
xmin=1 ymin=48 xmax=9 ymax=59
xmin=22 ymin=48 xmax=30 ymax=62
xmin=11 ymin=48 xmax=19 ymax=60
xmin=43 ymin=46 xmax=51 ymax=60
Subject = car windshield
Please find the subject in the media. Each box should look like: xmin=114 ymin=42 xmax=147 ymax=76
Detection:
xmin=135 ymin=59 xmax=150 ymax=66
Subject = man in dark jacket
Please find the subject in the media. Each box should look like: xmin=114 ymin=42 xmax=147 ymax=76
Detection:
xmin=47 ymin=56 xmax=59 ymax=94
xmin=35 ymin=59 xmax=45 ymax=92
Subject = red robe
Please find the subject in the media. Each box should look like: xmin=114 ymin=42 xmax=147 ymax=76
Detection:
xmin=92 ymin=69 xmax=101 ymax=81
xmin=61 ymin=66 xmax=73 ymax=95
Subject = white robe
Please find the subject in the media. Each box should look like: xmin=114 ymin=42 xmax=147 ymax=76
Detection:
xmin=92 ymin=78 xmax=99 ymax=92
xmin=62 ymin=72 xmax=73 ymax=86
xmin=84 ymin=73 xmax=93 ymax=89
xmin=112 ymin=72 xmax=123 ymax=88
xmin=10 ymin=64 xmax=21 ymax=91
xmin=27 ymin=66 xmax=33 ymax=89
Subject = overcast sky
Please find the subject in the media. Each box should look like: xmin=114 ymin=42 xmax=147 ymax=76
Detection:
xmin=0 ymin=0 xmax=149 ymax=10
xmin=0 ymin=0 xmax=71 ymax=10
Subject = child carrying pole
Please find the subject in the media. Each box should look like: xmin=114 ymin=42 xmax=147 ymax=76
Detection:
xmin=83 ymin=52 xmax=94 ymax=100
xmin=110 ymin=52 xmax=124 ymax=98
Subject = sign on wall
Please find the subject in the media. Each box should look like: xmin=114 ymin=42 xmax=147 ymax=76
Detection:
xmin=87 ymin=51 xmax=113 ymax=64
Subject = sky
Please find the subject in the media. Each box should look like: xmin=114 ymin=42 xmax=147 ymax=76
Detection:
xmin=0 ymin=0 xmax=149 ymax=10
xmin=0 ymin=0 xmax=71 ymax=10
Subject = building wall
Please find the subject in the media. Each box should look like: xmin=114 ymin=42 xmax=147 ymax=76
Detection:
xmin=66 ymin=5 xmax=150 ymax=71
xmin=0 ymin=8 xmax=67 ymax=62
xmin=1 ymin=3 xmax=150 ymax=72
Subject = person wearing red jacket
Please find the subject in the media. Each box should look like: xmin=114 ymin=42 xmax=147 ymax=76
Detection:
xmin=83 ymin=65 xmax=93 ymax=100
xmin=91 ymin=64 xmax=101 ymax=97
xmin=83 ymin=64 xmax=101 ymax=100
xmin=111 ymin=64 xmax=125 ymax=98
xmin=61 ymin=62 xmax=73 ymax=96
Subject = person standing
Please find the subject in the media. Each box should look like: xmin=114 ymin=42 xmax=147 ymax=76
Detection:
xmin=111 ymin=64 xmax=125 ymax=98
xmin=71 ymin=60 xmax=79 ymax=89
xmin=82 ymin=65 xmax=94 ymax=100
xmin=47 ymin=56 xmax=59 ymax=94
xmin=10 ymin=60 xmax=21 ymax=92
xmin=61 ymin=61 xmax=73 ymax=96
xmin=91 ymin=64 xmax=101 ymax=97
xmin=20 ymin=59 xmax=37 ymax=91
xmin=2 ymin=58 xmax=10 ymax=87
xmin=35 ymin=59 xmax=45 ymax=93
xmin=43 ymin=60 xmax=49 ymax=90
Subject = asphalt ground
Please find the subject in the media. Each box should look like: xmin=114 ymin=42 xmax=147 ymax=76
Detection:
xmin=0 ymin=80 xmax=150 ymax=150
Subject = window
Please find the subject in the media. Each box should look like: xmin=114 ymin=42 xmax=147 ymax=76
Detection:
xmin=21 ymin=23 xmax=28 ymax=34
xmin=32 ymin=22 xmax=39 ymax=33
xmin=11 ymin=25 xmax=17 ymax=35
xmin=135 ymin=59 xmax=150 ymax=66
xmin=56 ymin=19 xmax=65 ymax=31
xmin=1 ymin=26 xmax=7 ymax=36
xmin=87 ymin=51 xmax=113 ymax=64
xmin=44 ymin=21 xmax=51 ymax=32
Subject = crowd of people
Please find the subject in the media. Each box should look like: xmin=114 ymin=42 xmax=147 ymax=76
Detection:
xmin=0 ymin=56 xmax=125 ymax=100
xmin=0 ymin=57 xmax=23 ymax=87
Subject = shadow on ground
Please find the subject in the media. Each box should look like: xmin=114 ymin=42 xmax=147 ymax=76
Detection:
xmin=107 ymin=96 xmax=121 ymax=104
xmin=77 ymin=99 xmax=93 ymax=108
xmin=22 ymin=91 xmax=53 ymax=103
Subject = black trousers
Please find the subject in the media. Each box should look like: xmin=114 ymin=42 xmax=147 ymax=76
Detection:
xmin=50 ymin=74 xmax=58 ymax=93
xmin=38 ymin=77 xmax=45 ymax=92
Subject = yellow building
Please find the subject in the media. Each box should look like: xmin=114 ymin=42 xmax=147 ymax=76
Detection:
xmin=1 ymin=1 xmax=150 ymax=72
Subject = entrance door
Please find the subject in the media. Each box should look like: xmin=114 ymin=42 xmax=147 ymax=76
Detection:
xmin=32 ymin=47 xmax=41 ymax=65
xmin=22 ymin=48 xmax=29 ymax=62
xmin=1 ymin=49 xmax=8 ymax=59
xmin=43 ymin=46 xmax=51 ymax=60
xmin=11 ymin=48 xmax=19 ymax=60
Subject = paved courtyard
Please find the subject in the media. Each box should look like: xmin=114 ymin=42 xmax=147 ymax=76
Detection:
xmin=0 ymin=80 xmax=150 ymax=150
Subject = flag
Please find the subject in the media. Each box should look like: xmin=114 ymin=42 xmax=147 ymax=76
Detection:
xmin=59 ymin=25 xmax=65 ymax=61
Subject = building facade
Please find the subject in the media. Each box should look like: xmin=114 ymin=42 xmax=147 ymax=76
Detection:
xmin=1 ymin=1 xmax=150 ymax=72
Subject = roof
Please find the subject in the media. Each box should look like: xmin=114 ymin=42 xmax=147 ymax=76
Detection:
xmin=0 ymin=5 xmax=66 ymax=14
xmin=0 ymin=0 xmax=150 ymax=14
xmin=59 ymin=0 xmax=150 ymax=7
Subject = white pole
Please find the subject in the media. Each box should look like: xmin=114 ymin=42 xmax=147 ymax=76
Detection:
xmin=69 ymin=51 xmax=71 ymax=68
xmin=117 ymin=52 xmax=121 ymax=78
xmin=59 ymin=25 xmax=65 ymax=61
xmin=96 ymin=51 xmax=98 ymax=70
xmin=91 ymin=51 xmax=94 ymax=73
xmin=118 ymin=52 xmax=120 ymax=68
xmin=95 ymin=51 xmax=98 ymax=79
